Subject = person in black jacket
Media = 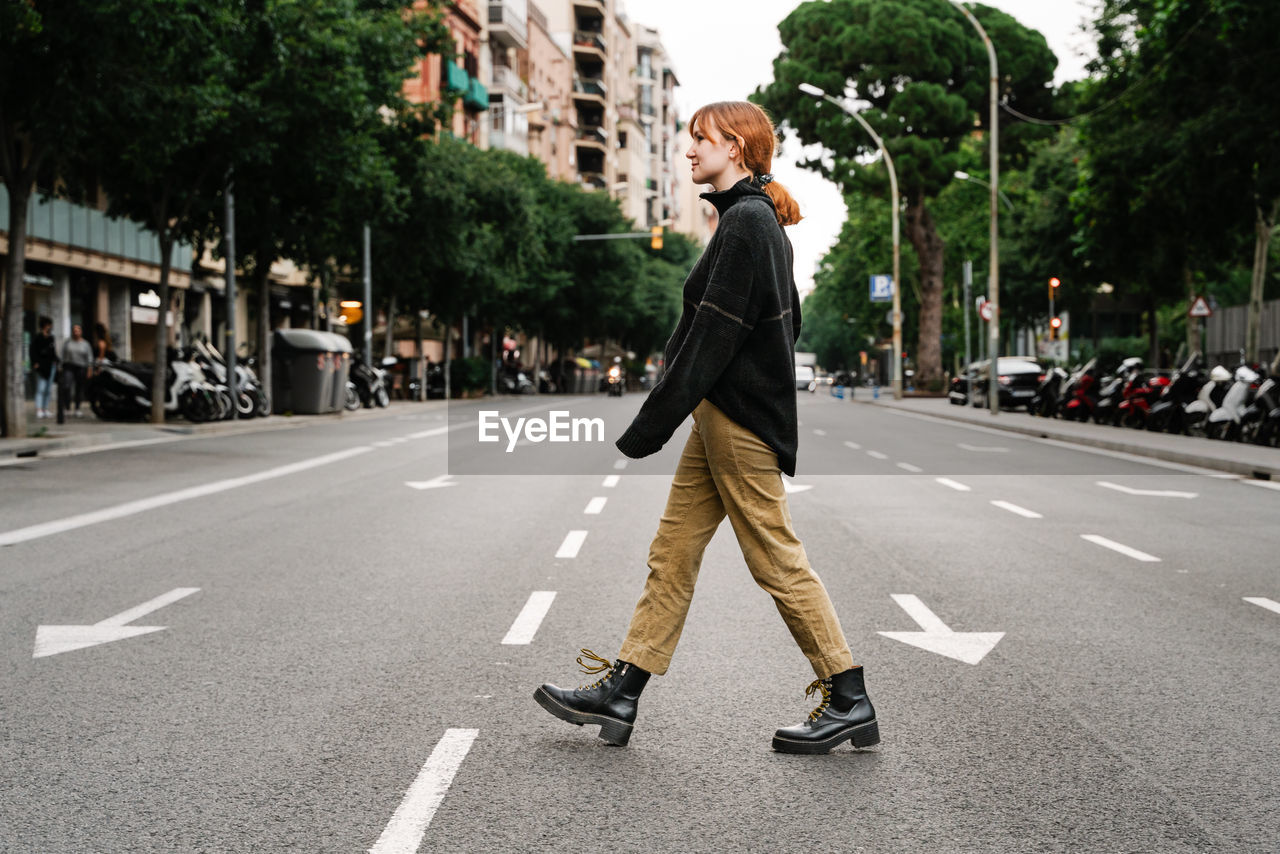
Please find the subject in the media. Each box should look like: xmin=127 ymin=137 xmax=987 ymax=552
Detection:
xmin=30 ymin=317 xmax=58 ymax=419
xmin=535 ymin=102 xmax=878 ymax=755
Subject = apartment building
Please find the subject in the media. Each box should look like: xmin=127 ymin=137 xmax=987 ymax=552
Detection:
xmin=405 ymin=0 xmax=489 ymax=145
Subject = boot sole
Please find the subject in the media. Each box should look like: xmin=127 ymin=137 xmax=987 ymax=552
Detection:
xmin=533 ymin=686 xmax=634 ymax=746
xmin=772 ymin=719 xmax=880 ymax=755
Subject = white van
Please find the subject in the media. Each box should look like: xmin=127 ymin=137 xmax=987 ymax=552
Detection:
xmin=794 ymin=365 xmax=816 ymax=390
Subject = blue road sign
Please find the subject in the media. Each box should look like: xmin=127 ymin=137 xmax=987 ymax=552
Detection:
xmin=870 ymin=274 xmax=894 ymax=303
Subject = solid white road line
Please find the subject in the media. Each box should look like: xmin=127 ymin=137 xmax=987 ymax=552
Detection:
xmin=556 ymin=530 xmax=588 ymax=559
xmin=369 ymin=728 xmax=479 ymax=854
xmin=1081 ymin=534 xmax=1161 ymax=562
xmin=1243 ymin=597 xmax=1280 ymax=616
xmin=896 ymin=462 xmax=923 ymax=473
xmin=867 ymin=450 xmax=888 ymax=460
xmin=501 ymin=591 xmax=557 ymax=645
xmin=602 ymin=475 xmax=620 ymax=488
xmin=843 ymin=441 xmax=862 ymax=450
xmin=990 ymin=500 xmax=1043 ymax=519
xmin=1244 ymin=479 xmax=1280 ymax=492
xmin=584 ymin=497 xmax=607 ymax=515
xmin=0 ymin=446 xmax=373 ymax=548
xmin=936 ymin=478 xmax=972 ymax=492
xmin=1096 ymin=481 xmax=1198 ymax=499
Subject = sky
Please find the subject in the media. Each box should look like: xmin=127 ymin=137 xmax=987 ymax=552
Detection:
xmin=625 ymin=0 xmax=1099 ymax=295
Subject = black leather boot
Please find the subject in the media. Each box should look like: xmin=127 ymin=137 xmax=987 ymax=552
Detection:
xmin=534 ymin=649 xmax=650 ymax=746
xmin=772 ymin=666 xmax=879 ymax=754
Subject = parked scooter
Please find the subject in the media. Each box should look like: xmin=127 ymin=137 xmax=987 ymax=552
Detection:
xmin=1206 ymin=362 xmax=1261 ymax=441
xmin=1146 ymin=353 xmax=1203 ymax=434
xmin=1030 ymin=366 xmax=1069 ymax=418
xmin=349 ymin=356 xmax=392 ymax=408
xmin=1093 ymin=357 xmax=1142 ymax=425
xmin=1061 ymin=358 xmax=1101 ymax=421
xmin=1115 ymin=364 xmax=1170 ymax=429
xmin=87 ymin=350 xmax=216 ymax=422
xmin=1239 ymin=371 xmax=1279 ymax=445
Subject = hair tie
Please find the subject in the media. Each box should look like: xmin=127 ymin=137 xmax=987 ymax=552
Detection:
xmin=758 ymin=173 xmax=775 ymax=186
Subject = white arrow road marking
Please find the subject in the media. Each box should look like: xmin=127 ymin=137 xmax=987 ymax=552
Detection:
xmin=584 ymin=497 xmax=607 ymax=514
xmin=958 ymin=443 xmax=1009 ymax=453
xmin=878 ymin=594 xmax=1004 ymax=665
xmin=1096 ymin=481 xmax=1198 ymax=499
xmin=369 ymin=728 xmax=479 ymax=854
xmin=843 ymin=441 xmax=862 ymax=450
xmin=1081 ymin=534 xmax=1161 ymax=562
xmin=991 ymin=500 xmax=1043 ymax=519
xmin=867 ymin=450 xmax=888 ymax=460
xmin=896 ymin=462 xmax=923 ymax=473
xmin=936 ymin=478 xmax=972 ymax=492
xmin=556 ymin=530 xmax=588 ymax=559
xmin=502 ymin=592 xmax=556 ymax=645
xmin=0 ymin=447 xmax=372 ymax=547
xmin=602 ymin=475 xmax=620 ymax=488
xmin=34 ymin=588 xmax=200 ymax=658
xmin=405 ymin=474 xmax=456 ymax=490
xmin=783 ymin=481 xmax=813 ymax=494
xmin=1244 ymin=597 xmax=1280 ymax=616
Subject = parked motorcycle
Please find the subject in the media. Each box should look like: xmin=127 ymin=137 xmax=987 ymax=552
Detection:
xmin=1239 ymin=372 xmax=1279 ymax=445
xmin=349 ymin=356 xmax=392 ymax=408
xmin=87 ymin=350 xmax=216 ymax=422
xmin=1061 ymin=358 xmax=1101 ymax=421
xmin=1030 ymin=366 xmax=1069 ymax=418
xmin=1146 ymin=353 xmax=1203 ymax=434
xmin=1116 ymin=365 xmax=1170 ymax=430
xmin=1093 ymin=357 xmax=1142 ymax=425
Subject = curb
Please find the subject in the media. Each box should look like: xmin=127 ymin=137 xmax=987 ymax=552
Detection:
xmin=848 ymin=397 xmax=1280 ymax=481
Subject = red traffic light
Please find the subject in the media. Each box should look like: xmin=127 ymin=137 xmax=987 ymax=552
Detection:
xmin=1049 ymin=277 xmax=1061 ymax=289
xmin=1050 ymin=317 xmax=1063 ymax=329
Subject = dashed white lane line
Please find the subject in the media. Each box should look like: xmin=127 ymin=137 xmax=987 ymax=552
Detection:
xmin=991 ymin=500 xmax=1043 ymax=519
xmin=1081 ymin=534 xmax=1161 ymax=562
xmin=1097 ymin=481 xmax=1198 ymax=499
xmin=867 ymin=450 xmax=888 ymax=460
xmin=556 ymin=530 xmax=588 ymax=559
xmin=813 ymin=429 xmax=827 ymax=436
xmin=1244 ymin=597 xmax=1280 ymax=616
xmin=896 ymin=462 xmax=923 ymax=473
xmin=958 ymin=443 xmax=1009 ymax=453
xmin=369 ymin=728 xmax=479 ymax=854
xmin=0 ymin=446 xmax=373 ymax=547
xmin=613 ymin=459 xmax=628 ymax=470
xmin=843 ymin=441 xmax=862 ymax=450
xmin=501 ymin=591 xmax=557 ymax=645
xmin=584 ymin=497 xmax=607 ymax=515
xmin=936 ymin=478 xmax=972 ymax=492
xmin=602 ymin=475 xmax=620 ymax=488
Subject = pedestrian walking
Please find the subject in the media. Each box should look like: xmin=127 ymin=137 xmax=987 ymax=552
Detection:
xmin=60 ymin=324 xmax=94 ymax=418
xmin=534 ymin=101 xmax=878 ymax=755
xmin=30 ymin=317 xmax=59 ymax=419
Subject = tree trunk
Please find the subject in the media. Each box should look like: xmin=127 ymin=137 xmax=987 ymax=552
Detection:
xmin=903 ymin=195 xmax=945 ymax=389
xmin=1184 ymin=262 xmax=1200 ymax=357
xmin=150 ymin=234 xmax=174 ymax=424
xmin=254 ymin=260 xmax=272 ymax=408
xmin=1246 ymin=199 xmax=1278 ymax=364
xmin=2 ymin=181 xmax=31 ymax=437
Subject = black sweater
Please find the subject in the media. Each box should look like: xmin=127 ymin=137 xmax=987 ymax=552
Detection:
xmin=615 ymin=178 xmax=803 ymax=475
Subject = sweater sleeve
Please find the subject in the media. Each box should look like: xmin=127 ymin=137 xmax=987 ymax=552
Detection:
xmin=615 ymin=233 xmax=759 ymax=458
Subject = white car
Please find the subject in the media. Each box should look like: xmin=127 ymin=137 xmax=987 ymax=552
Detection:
xmin=795 ymin=365 xmax=816 ymax=390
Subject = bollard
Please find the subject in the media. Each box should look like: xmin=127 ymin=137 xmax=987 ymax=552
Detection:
xmin=872 ymin=384 xmax=880 ymax=400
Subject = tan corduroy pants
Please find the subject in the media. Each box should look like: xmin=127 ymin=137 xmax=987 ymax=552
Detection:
xmin=619 ymin=400 xmax=854 ymax=679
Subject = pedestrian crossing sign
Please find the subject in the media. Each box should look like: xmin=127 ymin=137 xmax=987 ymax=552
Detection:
xmin=870 ymin=275 xmax=894 ymax=303
xmin=1188 ymin=296 xmax=1212 ymax=318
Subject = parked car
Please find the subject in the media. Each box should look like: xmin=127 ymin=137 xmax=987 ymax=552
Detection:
xmin=950 ymin=358 xmax=1043 ymax=409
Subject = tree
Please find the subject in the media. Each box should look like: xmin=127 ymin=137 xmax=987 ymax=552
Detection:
xmin=0 ymin=1 xmax=116 ymax=436
xmin=82 ymin=0 xmax=238 ymax=423
xmin=755 ymin=0 xmax=1057 ymax=388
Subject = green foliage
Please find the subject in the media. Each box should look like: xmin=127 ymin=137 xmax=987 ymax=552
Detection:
xmin=449 ymin=355 xmax=490 ymax=394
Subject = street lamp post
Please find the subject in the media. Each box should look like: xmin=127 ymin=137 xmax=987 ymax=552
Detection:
xmin=798 ymin=82 xmax=902 ymax=400
xmin=949 ymin=1 xmax=1001 ymax=415
xmin=954 ymin=171 xmax=1013 ymax=212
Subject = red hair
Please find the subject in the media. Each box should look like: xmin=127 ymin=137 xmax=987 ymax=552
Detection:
xmin=688 ymin=101 xmax=801 ymax=226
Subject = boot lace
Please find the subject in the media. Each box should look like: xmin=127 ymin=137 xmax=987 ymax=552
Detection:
xmin=805 ymin=678 xmax=832 ymax=722
xmin=575 ymin=648 xmax=615 ymax=690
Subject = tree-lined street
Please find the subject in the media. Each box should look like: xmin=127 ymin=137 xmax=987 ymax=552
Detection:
xmin=2 ymin=396 xmax=1276 ymax=851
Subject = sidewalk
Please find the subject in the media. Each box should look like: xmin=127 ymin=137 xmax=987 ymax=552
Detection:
xmin=0 ymin=399 xmax=428 ymax=461
xmin=848 ymin=392 xmax=1280 ymax=480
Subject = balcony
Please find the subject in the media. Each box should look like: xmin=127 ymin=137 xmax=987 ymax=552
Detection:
xmin=572 ymin=76 xmax=607 ymax=105
xmin=575 ymin=126 xmax=607 ymax=151
xmin=573 ymin=30 xmax=606 ymax=61
xmin=579 ymin=171 xmax=607 ymax=191
xmin=573 ymin=0 xmax=605 ymax=22
xmin=491 ymin=63 xmax=527 ymax=102
xmin=444 ymin=60 xmax=470 ymax=95
xmin=464 ymin=76 xmax=489 ymax=111
xmin=489 ymin=1 xmax=528 ymax=51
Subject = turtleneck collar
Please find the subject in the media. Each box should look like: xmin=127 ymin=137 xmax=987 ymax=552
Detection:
xmin=699 ymin=177 xmax=776 ymax=217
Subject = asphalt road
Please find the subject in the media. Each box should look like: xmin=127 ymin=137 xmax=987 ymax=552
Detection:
xmin=1 ymin=393 xmax=1276 ymax=853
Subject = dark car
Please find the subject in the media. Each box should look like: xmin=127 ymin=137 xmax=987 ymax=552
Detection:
xmin=950 ymin=358 xmax=1043 ymax=410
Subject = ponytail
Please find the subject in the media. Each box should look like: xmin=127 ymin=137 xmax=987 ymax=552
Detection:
xmin=763 ymin=181 xmax=802 ymax=227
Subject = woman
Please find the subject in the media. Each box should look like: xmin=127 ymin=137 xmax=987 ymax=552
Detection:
xmin=534 ymin=101 xmax=878 ymax=755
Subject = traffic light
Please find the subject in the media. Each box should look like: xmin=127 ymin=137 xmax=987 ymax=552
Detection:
xmin=650 ymin=225 xmax=663 ymax=250
xmin=1050 ymin=316 xmax=1062 ymax=339
xmin=1049 ymin=276 xmax=1061 ymax=290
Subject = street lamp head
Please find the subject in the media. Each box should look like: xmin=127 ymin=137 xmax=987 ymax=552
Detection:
xmin=798 ymin=83 xmax=826 ymax=98
xmin=954 ymin=170 xmax=971 ymax=180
